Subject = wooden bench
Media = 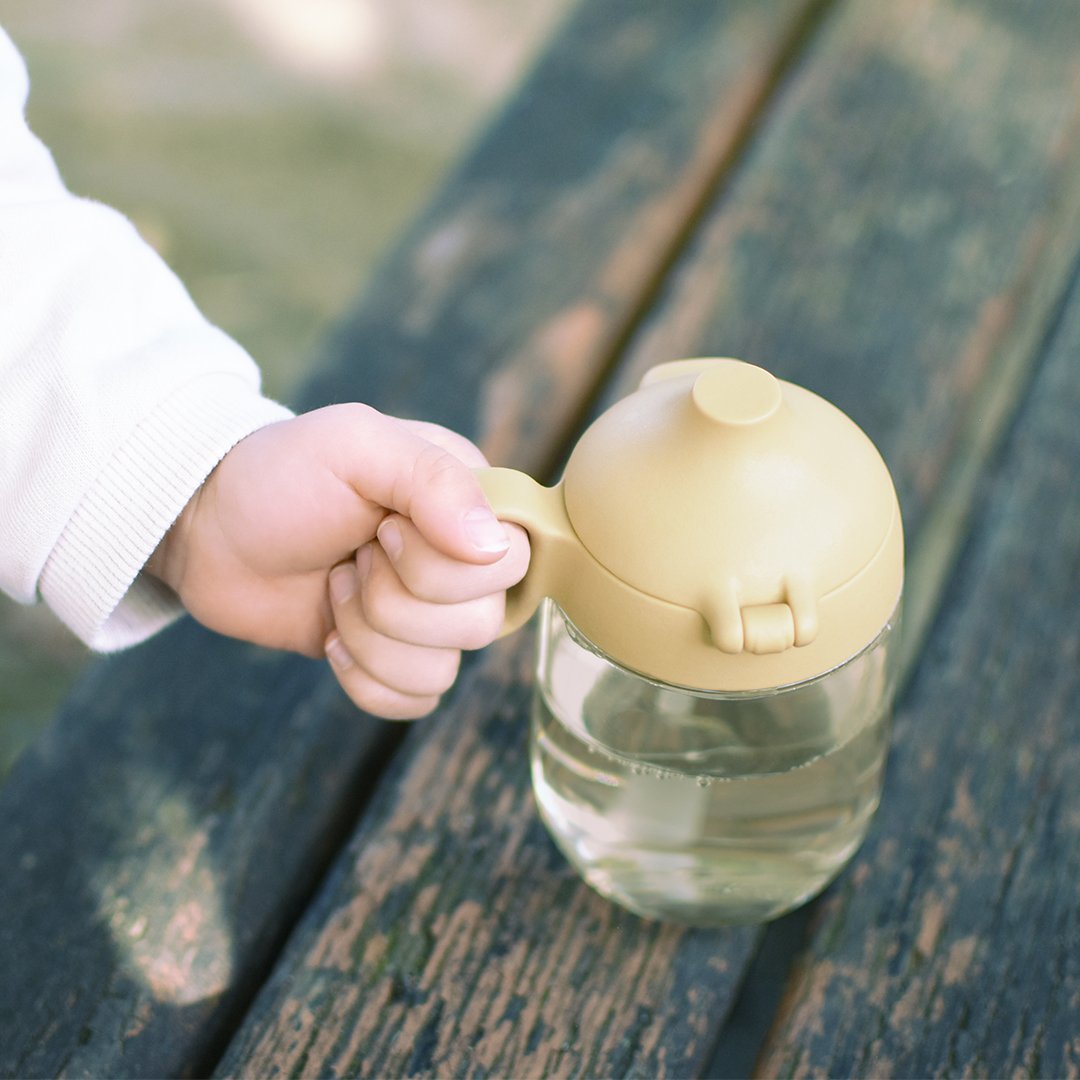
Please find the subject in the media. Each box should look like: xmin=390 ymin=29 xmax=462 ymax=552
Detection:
xmin=4 ymin=1 xmax=1080 ymax=1075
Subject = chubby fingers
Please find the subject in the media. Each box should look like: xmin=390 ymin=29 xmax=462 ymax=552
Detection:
xmin=324 ymin=518 xmax=529 ymax=719
xmin=375 ymin=513 xmax=529 ymax=606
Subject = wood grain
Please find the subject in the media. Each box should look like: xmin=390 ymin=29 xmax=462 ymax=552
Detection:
xmin=217 ymin=2 xmax=1080 ymax=1078
xmin=0 ymin=1 xmax=821 ymax=1076
xmin=299 ymin=0 xmax=827 ymax=472
xmin=222 ymin=634 xmax=760 ymax=1078
xmin=756 ymin=232 xmax=1080 ymax=1080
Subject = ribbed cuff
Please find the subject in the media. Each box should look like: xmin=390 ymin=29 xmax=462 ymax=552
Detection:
xmin=39 ymin=374 xmax=294 ymax=651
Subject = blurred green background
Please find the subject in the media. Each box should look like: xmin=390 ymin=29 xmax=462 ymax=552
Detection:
xmin=0 ymin=0 xmax=572 ymax=777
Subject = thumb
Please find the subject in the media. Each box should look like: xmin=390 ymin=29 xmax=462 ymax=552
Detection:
xmin=403 ymin=443 xmax=511 ymax=564
xmin=336 ymin=407 xmax=511 ymax=564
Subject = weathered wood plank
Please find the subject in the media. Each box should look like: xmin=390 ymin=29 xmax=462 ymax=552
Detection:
xmin=221 ymin=636 xmax=759 ymax=1078
xmin=217 ymin=2 xmax=1080 ymax=1077
xmin=0 ymin=2 xmax=820 ymax=1076
xmin=625 ymin=0 xmax=1080 ymax=579
xmin=756 ymin=240 xmax=1080 ymax=1080
xmin=0 ymin=643 xmax=360 ymax=1079
xmin=300 ymin=0 xmax=827 ymax=467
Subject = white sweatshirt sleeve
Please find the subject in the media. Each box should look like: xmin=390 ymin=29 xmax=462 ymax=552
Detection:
xmin=0 ymin=27 xmax=295 ymax=650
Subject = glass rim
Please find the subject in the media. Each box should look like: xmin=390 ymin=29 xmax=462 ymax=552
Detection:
xmin=545 ymin=598 xmax=902 ymax=701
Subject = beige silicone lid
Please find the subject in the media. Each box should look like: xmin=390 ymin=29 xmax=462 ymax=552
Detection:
xmin=479 ymin=358 xmax=903 ymax=691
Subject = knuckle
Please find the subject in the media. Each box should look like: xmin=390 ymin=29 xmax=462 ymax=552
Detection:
xmin=415 ymin=443 xmax=464 ymax=486
xmin=418 ymin=649 xmax=461 ymax=695
xmin=340 ymin=669 xmax=390 ymax=714
xmin=459 ymin=597 xmax=506 ymax=650
xmin=406 ymin=566 xmax=446 ymax=604
xmin=357 ymin=636 xmax=459 ymax=699
xmin=359 ymin=579 xmax=399 ymax=637
xmin=329 ymin=401 xmax=383 ymax=442
xmin=343 ymin=670 xmax=424 ymax=721
xmin=403 ymin=444 xmax=464 ymax=513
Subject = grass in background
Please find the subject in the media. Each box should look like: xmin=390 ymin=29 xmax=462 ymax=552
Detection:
xmin=0 ymin=0 xmax=571 ymax=777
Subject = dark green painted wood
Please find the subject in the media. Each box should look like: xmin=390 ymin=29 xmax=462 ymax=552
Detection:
xmin=0 ymin=1 xmax=821 ymax=1076
xmin=217 ymin=2 xmax=1080 ymax=1078
xmin=297 ymin=0 xmax=827 ymax=471
xmin=622 ymin=0 xmax=1080 ymax=571
xmin=0 ymin=641 xmax=368 ymax=1079
xmin=221 ymin=634 xmax=762 ymax=1078
xmin=757 ymin=239 xmax=1080 ymax=1080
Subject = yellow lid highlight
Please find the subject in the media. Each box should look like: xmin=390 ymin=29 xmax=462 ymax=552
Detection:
xmin=479 ymin=358 xmax=904 ymax=691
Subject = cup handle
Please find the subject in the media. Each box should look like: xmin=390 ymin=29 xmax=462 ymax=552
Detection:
xmin=475 ymin=467 xmax=578 ymax=635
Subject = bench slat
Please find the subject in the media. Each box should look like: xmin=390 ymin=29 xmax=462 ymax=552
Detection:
xmin=217 ymin=2 xmax=1080 ymax=1077
xmin=757 ymin=238 xmax=1080 ymax=1080
xmin=0 ymin=1 xmax=818 ymax=1076
xmin=298 ymin=0 xmax=824 ymax=468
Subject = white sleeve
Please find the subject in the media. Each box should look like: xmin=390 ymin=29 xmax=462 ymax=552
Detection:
xmin=0 ymin=26 xmax=295 ymax=651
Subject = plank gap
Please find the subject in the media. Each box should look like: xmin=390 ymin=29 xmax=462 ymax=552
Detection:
xmin=895 ymin=140 xmax=1080 ymax=689
xmin=716 ymin=161 xmax=1080 ymax=1080
xmin=535 ymin=0 xmax=840 ymax=485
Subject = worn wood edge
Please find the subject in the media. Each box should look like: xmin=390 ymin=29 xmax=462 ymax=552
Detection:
xmin=753 ymin=246 xmax=1080 ymax=1079
xmin=742 ymin=200 xmax=1080 ymax=1080
xmin=297 ymin=0 xmax=830 ymax=476
xmin=0 ymin=2 xmax=828 ymax=1077
xmin=215 ymin=630 xmax=765 ymax=1079
xmin=525 ymin=0 xmax=839 ymax=483
xmin=894 ymin=122 xmax=1080 ymax=688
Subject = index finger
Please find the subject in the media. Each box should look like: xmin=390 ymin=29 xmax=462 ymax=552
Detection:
xmin=376 ymin=513 xmax=531 ymax=605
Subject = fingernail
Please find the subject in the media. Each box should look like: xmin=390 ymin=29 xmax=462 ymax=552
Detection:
xmin=329 ymin=564 xmax=356 ymax=605
xmin=378 ymin=518 xmax=404 ymax=562
xmin=464 ymin=507 xmax=510 ymax=553
xmin=325 ymin=634 xmax=354 ymax=670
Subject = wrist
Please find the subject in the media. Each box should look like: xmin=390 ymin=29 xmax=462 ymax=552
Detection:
xmin=145 ymin=488 xmax=200 ymax=598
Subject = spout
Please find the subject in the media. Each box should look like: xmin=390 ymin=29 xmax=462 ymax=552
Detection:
xmin=475 ymin=468 xmax=581 ymax=634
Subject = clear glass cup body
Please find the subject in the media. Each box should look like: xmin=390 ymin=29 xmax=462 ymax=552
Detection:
xmin=529 ymin=600 xmax=901 ymax=926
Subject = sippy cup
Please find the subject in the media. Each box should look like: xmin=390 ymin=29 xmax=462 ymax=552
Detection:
xmin=478 ymin=358 xmax=903 ymax=925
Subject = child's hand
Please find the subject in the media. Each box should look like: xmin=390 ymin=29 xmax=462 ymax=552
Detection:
xmin=147 ymin=404 xmax=530 ymax=718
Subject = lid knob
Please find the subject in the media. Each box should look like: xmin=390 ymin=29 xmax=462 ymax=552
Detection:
xmin=477 ymin=358 xmax=905 ymax=692
xmin=691 ymin=359 xmax=782 ymax=428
